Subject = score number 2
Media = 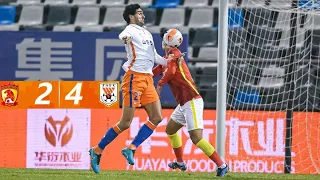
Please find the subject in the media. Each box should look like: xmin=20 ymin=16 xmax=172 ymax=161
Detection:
xmin=35 ymin=82 xmax=83 ymax=105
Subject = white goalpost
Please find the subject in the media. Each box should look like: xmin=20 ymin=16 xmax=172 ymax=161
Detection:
xmin=217 ymin=0 xmax=320 ymax=174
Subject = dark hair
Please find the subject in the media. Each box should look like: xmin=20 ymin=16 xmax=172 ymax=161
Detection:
xmin=123 ymin=4 xmax=141 ymax=24
xmin=160 ymin=28 xmax=168 ymax=39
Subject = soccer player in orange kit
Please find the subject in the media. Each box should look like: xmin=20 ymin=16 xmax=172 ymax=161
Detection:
xmin=89 ymin=4 xmax=173 ymax=173
xmin=152 ymin=28 xmax=229 ymax=177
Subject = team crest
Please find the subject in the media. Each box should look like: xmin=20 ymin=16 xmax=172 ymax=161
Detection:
xmin=100 ymin=82 xmax=118 ymax=107
xmin=0 ymin=83 xmax=19 ymax=107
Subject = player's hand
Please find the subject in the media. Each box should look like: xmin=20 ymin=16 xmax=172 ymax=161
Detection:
xmin=177 ymin=52 xmax=186 ymax=64
xmin=156 ymin=85 xmax=163 ymax=97
xmin=121 ymin=36 xmax=132 ymax=44
xmin=167 ymin=54 xmax=174 ymax=61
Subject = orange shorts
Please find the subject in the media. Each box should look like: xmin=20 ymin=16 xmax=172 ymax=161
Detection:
xmin=122 ymin=70 xmax=159 ymax=108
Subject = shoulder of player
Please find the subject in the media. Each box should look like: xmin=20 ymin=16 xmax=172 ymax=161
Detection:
xmin=122 ymin=25 xmax=139 ymax=35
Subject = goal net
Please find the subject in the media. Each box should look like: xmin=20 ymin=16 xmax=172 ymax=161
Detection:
xmin=226 ymin=0 xmax=320 ymax=174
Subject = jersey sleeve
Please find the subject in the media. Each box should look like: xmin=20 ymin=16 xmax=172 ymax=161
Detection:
xmin=152 ymin=65 xmax=163 ymax=77
xmin=157 ymin=60 xmax=177 ymax=86
xmin=119 ymin=27 xmax=133 ymax=40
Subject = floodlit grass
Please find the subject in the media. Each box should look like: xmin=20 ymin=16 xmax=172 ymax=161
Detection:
xmin=1 ymin=168 xmax=320 ymax=180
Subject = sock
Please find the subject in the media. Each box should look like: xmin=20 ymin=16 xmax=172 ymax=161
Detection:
xmin=168 ymin=133 xmax=184 ymax=163
xmin=130 ymin=121 xmax=157 ymax=149
xmin=196 ymin=138 xmax=224 ymax=167
xmin=98 ymin=125 xmax=122 ymax=150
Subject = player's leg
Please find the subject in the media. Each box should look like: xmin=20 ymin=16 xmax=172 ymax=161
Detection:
xmin=122 ymin=76 xmax=162 ymax=165
xmin=184 ymin=98 xmax=228 ymax=177
xmin=90 ymin=73 xmax=140 ymax=173
xmin=166 ymin=106 xmax=186 ymax=171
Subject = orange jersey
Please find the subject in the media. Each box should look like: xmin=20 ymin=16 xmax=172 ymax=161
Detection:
xmin=153 ymin=48 xmax=201 ymax=106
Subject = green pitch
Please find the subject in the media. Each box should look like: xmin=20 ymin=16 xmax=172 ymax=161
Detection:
xmin=1 ymin=168 xmax=319 ymax=180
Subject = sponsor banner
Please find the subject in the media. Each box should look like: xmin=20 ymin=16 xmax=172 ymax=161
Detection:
xmin=0 ymin=109 xmax=27 ymax=168
xmin=26 ymin=109 xmax=91 ymax=169
xmin=0 ymin=108 xmax=319 ymax=174
xmin=91 ymin=109 xmax=320 ymax=174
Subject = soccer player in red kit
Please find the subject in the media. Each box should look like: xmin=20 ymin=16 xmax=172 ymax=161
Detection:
xmin=153 ymin=28 xmax=229 ymax=177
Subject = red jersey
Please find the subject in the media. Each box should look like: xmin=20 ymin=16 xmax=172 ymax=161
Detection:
xmin=152 ymin=47 xmax=201 ymax=106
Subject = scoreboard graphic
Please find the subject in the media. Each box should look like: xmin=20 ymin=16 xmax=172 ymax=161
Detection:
xmin=0 ymin=81 xmax=120 ymax=108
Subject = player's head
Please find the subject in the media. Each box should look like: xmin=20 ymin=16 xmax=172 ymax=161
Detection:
xmin=123 ymin=4 xmax=145 ymax=27
xmin=161 ymin=28 xmax=183 ymax=49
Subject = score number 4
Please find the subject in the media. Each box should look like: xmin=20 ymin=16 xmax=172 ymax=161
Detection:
xmin=35 ymin=82 xmax=83 ymax=105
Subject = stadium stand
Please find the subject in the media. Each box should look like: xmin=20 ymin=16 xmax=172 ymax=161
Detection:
xmin=0 ymin=0 xmax=319 ymax=109
xmin=0 ymin=5 xmax=15 ymax=25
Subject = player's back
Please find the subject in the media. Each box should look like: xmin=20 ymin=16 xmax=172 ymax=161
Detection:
xmin=166 ymin=48 xmax=200 ymax=106
xmin=119 ymin=24 xmax=156 ymax=74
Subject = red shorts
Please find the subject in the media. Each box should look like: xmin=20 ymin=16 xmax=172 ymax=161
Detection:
xmin=121 ymin=70 xmax=159 ymax=107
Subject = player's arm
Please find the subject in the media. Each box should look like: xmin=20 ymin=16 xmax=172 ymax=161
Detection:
xmin=152 ymin=65 xmax=163 ymax=77
xmin=119 ymin=28 xmax=133 ymax=44
xmin=157 ymin=60 xmax=177 ymax=86
xmin=154 ymin=46 xmax=168 ymax=66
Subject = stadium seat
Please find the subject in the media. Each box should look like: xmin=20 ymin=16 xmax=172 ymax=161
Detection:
xmin=191 ymin=28 xmax=218 ymax=47
xmin=103 ymin=8 xmax=127 ymax=28
xmin=188 ymin=64 xmax=197 ymax=77
xmin=152 ymin=0 xmax=180 ymax=8
xmin=228 ymin=45 xmax=252 ymax=59
xmin=12 ymin=0 xmax=41 ymax=5
xmin=294 ymin=85 xmax=318 ymax=111
xmin=203 ymin=88 xmax=217 ymax=108
xmin=234 ymin=86 xmax=260 ymax=105
xmin=74 ymin=7 xmax=100 ymax=26
xmin=53 ymin=25 xmax=75 ymax=31
xmin=260 ymin=86 xmax=287 ymax=106
xmin=279 ymin=29 xmax=290 ymax=48
xmin=228 ymin=64 xmax=258 ymax=86
xmin=212 ymin=0 xmax=237 ymax=7
xmin=0 ymin=24 xmax=19 ymax=31
xmin=188 ymin=8 xmax=213 ymax=28
xmin=202 ymin=66 xmax=218 ymax=75
xmin=23 ymin=25 xmax=46 ymax=31
xmin=274 ymin=12 xmax=292 ymax=29
xmin=228 ymin=9 xmax=244 ymax=28
xmin=108 ymin=26 xmax=126 ymax=32
xmin=72 ymin=0 xmax=96 ymax=6
xmin=261 ymin=66 xmax=285 ymax=77
xmin=176 ymin=26 xmax=189 ymax=34
xmin=46 ymin=6 xmax=71 ymax=26
xmin=250 ymin=27 xmax=281 ymax=47
xmin=0 ymin=6 xmax=15 ymax=25
xmin=269 ymin=0 xmax=292 ymax=9
xmin=198 ymin=47 xmax=218 ymax=60
xmin=296 ymin=66 xmax=311 ymax=86
xmin=159 ymin=8 xmax=185 ymax=28
xmin=44 ymin=0 xmax=69 ymax=5
xmin=142 ymin=8 xmax=156 ymax=26
xmin=81 ymin=25 xmax=103 ymax=32
xmin=229 ymin=28 xmax=248 ymax=47
xmin=251 ymin=46 xmax=281 ymax=59
xmin=18 ymin=5 xmax=43 ymax=26
xmin=258 ymin=77 xmax=284 ymax=88
xmin=127 ymin=0 xmax=153 ymax=7
xmin=310 ymin=14 xmax=320 ymax=29
xmin=100 ymin=0 xmax=125 ymax=6
xmin=182 ymin=0 xmax=208 ymax=7
xmin=146 ymin=26 xmax=161 ymax=33
xmin=241 ymin=0 xmax=266 ymax=8
xmin=245 ymin=8 xmax=271 ymax=28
